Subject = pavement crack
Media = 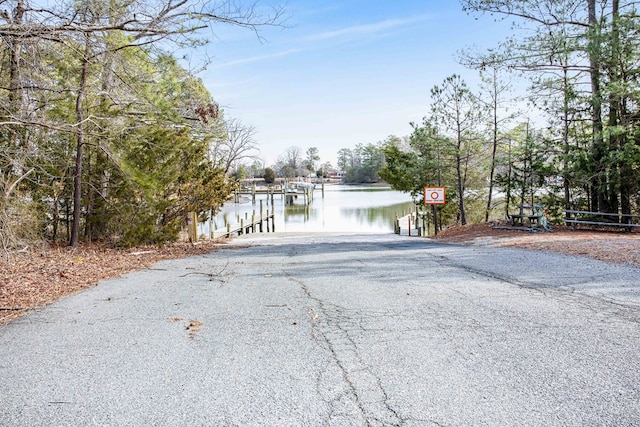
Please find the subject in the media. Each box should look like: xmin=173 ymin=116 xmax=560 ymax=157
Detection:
xmin=287 ymin=273 xmax=403 ymax=426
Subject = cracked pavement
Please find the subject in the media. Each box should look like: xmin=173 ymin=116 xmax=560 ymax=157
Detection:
xmin=1 ymin=233 xmax=639 ymax=426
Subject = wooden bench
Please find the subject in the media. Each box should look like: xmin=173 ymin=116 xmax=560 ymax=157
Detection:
xmin=564 ymin=210 xmax=640 ymax=231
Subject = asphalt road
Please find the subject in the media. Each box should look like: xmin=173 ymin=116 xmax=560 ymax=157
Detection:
xmin=1 ymin=233 xmax=639 ymax=426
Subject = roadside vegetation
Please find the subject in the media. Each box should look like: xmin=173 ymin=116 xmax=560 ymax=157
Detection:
xmin=2 ymin=0 xmax=639 ymax=257
xmin=0 ymin=0 xmax=283 ymax=253
xmin=380 ymin=1 xmax=640 ymax=229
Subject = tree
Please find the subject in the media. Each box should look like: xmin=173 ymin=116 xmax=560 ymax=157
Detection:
xmin=430 ymin=74 xmax=482 ymax=225
xmin=0 ymin=0 xmax=284 ymax=248
xmin=461 ymin=0 xmax=640 ymax=216
xmin=477 ymin=66 xmax=517 ymax=221
xmin=281 ymin=146 xmax=302 ymax=178
xmin=263 ymin=167 xmax=275 ymax=183
xmin=212 ymin=118 xmax=259 ymax=175
xmin=305 ymin=147 xmax=320 ymax=173
xmin=336 ymin=148 xmax=353 ymax=172
xmin=339 ymin=142 xmax=384 ymax=183
xmin=380 ymin=142 xmax=422 ymax=197
xmin=381 ymin=124 xmax=458 ymax=232
xmin=114 ymin=125 xmax=234 ymax=245
xmin=496 ymin=122 xmax=551 ymax=214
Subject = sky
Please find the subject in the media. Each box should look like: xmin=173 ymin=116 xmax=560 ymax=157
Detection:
xmin=192 ymin=0 xmax=513 ymax=167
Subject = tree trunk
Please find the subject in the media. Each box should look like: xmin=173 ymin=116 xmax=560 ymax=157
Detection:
xmin=485 ymin=69 xmax=499 ymax=222
xmin=8 ymin=2 xmax=24 ymax=116
xmin=505 ymin=137 xmax=512 ymax=218
xmin=588 ymin=0 xmax=610 ymax=213
xmin=562 ymin=66 xmax=571 ymax=216
xmin=5 ymin=1 xmax=25 ymax=174
xmin=608 ymin=0 xmax=621 ymax=214
xmin=456 ymin=134 xmax=467 ymax=225
xmin=70 ymin=38 xmax=91 ymax=247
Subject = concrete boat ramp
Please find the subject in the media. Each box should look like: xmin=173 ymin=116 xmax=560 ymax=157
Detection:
xmin=2 ymin=233 xmax=639 ymax=426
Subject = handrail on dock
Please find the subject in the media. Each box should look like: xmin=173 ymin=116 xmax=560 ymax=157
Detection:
xmin=211 ymin=209 xmax=275 ymax=239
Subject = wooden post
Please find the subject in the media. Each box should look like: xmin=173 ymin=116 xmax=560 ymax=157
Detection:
xmin=252 ymin=212 xmax=256 ymax=233
xmin=226 ymin=223 xmax=231 ymax=237
xmin=209 ymin=209 xmax=214 ymax=240
xmin=187 ymin=211 xmax=198 ymax=242
xmin=422 ymin=212 xmax=427 ymax=236
xmin=252 ymin=183 xmax=256 ymax=204
xmin=408 ymin=216 xmax=411 ymax=237
xmin=259 ymin=200 xmax=264 ymax=232
xmin=271 ymin=211 xmax=275 ymax=232
xmin=432 ymin=205 xmax=438 ymax=236
xmin=240 ymin=218 xmax=245 ymax=235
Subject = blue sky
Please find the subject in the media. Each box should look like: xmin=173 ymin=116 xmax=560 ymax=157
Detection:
xmin=195 ymin=0 xmax=511 ymax=167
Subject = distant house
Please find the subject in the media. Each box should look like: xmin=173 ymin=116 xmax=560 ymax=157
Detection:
xmin=326 ymin=170 xmax=346 ymax=180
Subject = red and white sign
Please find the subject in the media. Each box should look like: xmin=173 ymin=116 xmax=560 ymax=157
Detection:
xmin=424 ymin=187 xmax=446 ymax=205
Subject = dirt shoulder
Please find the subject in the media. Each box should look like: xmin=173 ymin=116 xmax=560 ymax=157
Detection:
xmin=2 ymin=224 xmax=638 ymax=324
xmin=0 ymin=240 xmax=236 ymax=324
xmin=433 ymin=222 xmax=640 ymax=267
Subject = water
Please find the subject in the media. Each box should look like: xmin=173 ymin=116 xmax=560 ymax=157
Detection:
xmin=206 ymin=184 xmax=416 ymax=235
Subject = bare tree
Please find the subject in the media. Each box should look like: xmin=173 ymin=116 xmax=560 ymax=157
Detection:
xmin=213 ymin=118 xmax=259 ymax=175
xmin=283 ymin=146 xmax=302 ymax=178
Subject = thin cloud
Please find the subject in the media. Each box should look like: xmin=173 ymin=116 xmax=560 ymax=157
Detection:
xmin=209 ymin=14 xmax=433 ymax=69
xmin=304 ymin=15 xmax=432 ymax=42
xmin=211 ymin=48 xmax=302 ymax=68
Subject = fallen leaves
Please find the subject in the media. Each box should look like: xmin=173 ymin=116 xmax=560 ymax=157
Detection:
xmin=435 ymin=223 xmax=640 ymax=267
xmin=185 ymin=319 xmax=203 ymax=339
xmin=0 ymin=240 xmax=228 ymax=324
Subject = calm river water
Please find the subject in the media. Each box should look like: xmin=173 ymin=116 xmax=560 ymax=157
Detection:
xmin=207 ymin=184 xmax=416 ymax=234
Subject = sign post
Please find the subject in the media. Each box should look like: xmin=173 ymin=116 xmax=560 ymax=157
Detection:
xmin=424 ymin=187 xmax=446 ymax=236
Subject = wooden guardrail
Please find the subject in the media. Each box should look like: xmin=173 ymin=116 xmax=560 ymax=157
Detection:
xmin=564 ymin=210 xmax=640 ymax=230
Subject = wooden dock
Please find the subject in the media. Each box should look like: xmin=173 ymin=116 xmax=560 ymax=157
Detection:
xmin=209 ymin=198 xmax=276 ymax=239
xmin=235 ymin=182 xmax=321 ymax=205
xmin=234 ymin=185 xmax=282 ymax=204
xmin=211 ymin=210 xmax=275 ymax=239
xmin=284 ymin=183 xmax=314 ymax=206
xmin=394 ymin=212 xmax=423 ymax=236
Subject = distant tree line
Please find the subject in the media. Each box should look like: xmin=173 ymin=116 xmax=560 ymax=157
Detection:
xmin=266 ymin=146 xmax=328 ymax=179
xmin=336 ymin=141 xmax=390 ymax=184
